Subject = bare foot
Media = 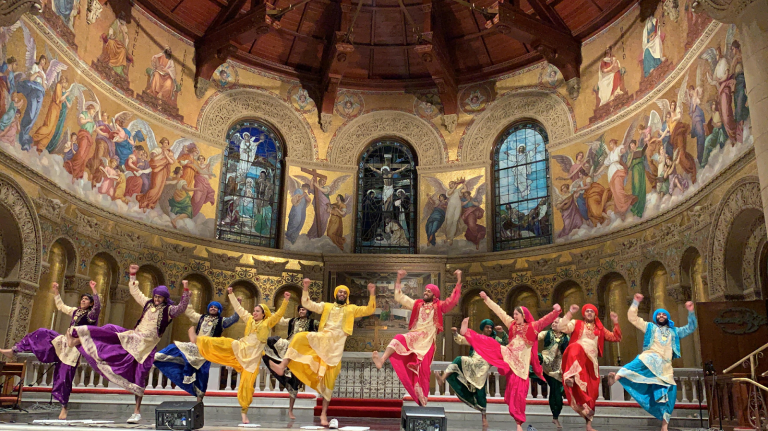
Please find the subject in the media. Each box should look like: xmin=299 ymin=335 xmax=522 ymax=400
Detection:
xmin=660 ymin=420 xmax=668 ymax=431
xmin=553 ymin=418 xmax=562 ymax=428
xmin=607 ymin=372 xmax=621 ymax=386
xmin=269 ymin=360 xmax=286 ymax=376
xmin=434 ymin=370 xmax=445 ymax=387
xmin=415 ymin=383 xmax=428 ymax=406
xmin=241 ymin=412 xmax=249 ymax=424
xmin=516 ymin=424 xmax=523 ymax=431
xmin=371 ymin=351 xmax=384 ymax=369
xmin=0 ymin=348 xmax=15 ymax=361
xmin=459 ymin=317 xmax=469 ymax=336
xmin=320 ymin=413 xmax=329 ymax=426
xmin=59 ymin=406 xmax=68 ymax=420
xmin=586 ymin=419 xmax=597 ymax=431
xmin=482 ymin=416 xmax=488 ymax=428
xmin=565 ymin=375 xmax=575 ymax=387
xmin=583 ymin=404 xmax=594 ymax=420
xmin=288 ymin=409 xmax=296 ymax=420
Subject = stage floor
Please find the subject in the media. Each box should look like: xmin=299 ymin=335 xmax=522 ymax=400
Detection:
xmin=0 ymin=407 xmax=702 ymax=431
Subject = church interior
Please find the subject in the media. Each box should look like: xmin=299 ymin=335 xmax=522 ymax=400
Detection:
xmin=0 ymin=0 xmax=766 ymax=429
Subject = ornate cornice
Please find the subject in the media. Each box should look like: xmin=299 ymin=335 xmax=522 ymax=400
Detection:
xmin=0 ymin=0 xmax=42 ymax=27
xmin=284 ymin=158 xmax=357 ymax=173
xmin=416 ymin=160 xmax=490 ymax=173
xmin=692 ymin=0 xmax=757 ymax=23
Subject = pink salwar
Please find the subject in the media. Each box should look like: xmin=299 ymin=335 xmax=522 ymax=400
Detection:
xmin=389 ymin=334 xmax=434 ymax=406
xmin=465 ymin=329 xmax=528 ymax=424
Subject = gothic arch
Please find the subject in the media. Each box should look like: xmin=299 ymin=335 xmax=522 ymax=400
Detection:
xmin=197 ymin=88 xmax=317 ymax=161
xmin=0 ymin=172 xmax=42 ymax=284
xmin=46 ymin=236 xmax=78 ymax=277
xmin=459 ymin=90 xmax=575 ymax=163
xmin=708 ymin=176 xmax=763 ymax=300
xmin=327 ymin=110 xmax=448 ymax=167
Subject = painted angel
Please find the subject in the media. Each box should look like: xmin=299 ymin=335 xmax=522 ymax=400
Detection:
xmin=422 ymin=175 xmax=483 ymax=246
xmin=297 ymin=174 xmax=351 ymax=240
xmin=326 ymin=193 xmax=352 ymax=251
xmin=553 ymin=181 xmax=583 ymax=238
xmin=284 ymin=175 xmax=313 ymax=244
xmin=654 ymin=72 xmax=689 ymax=156
xmin=701 ymin=24 xmax=738 ymax=144
xmin=44 ymin=81 xmax=94 ymax=155
xmin=17 ymin=23 xmax=68 ymax=149
xmin=459 ymin=182 xmax=487 ymax=249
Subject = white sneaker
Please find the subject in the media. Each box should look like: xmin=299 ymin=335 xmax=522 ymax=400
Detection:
xmin=126 ymin=414 xmax=141 ymax=424
xmin=328 ymin=418 xmax=338 ymax=429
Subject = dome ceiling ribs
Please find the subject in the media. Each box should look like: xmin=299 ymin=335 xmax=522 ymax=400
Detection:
xmin=318 ymin=0 xmax=357 ymax=132
xmin=415 ymin=0 xmax=459 ymax=123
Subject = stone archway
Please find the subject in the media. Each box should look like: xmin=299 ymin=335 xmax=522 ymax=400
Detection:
xmin=197 ymin=88 xmax=318 ymax=161
xmin=0 ymin=173 xmax=43 ymax=347
xmin=458 ymin=90 xmax=575 ymax=163
xmin=708 ymin=177 xmax=764 ymax=300
xmin=327 ymin=110 xmax=448 ymax=167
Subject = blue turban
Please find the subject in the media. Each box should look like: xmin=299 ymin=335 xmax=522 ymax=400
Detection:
xmin=207 ymin=301 xmax=223 ymax=315
xmin=653 ymin=309 xmax=675 ymax=328
xmin=479 ymin=319 xmax=496 ymax=337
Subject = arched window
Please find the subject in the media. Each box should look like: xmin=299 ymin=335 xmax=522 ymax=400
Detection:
xmin=356 ymin=140 xmax=416 ymax=254
xmin=216 ymin=120 xmax=282 ymax=248
xmin=493 ymin=122 xmax=552 ymax=250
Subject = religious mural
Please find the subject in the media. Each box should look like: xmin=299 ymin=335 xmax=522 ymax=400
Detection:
xmin=552 ymin=24 xmax=752 ymax=242
xmin=0 ymin=20 xmax=220 ymax=237
xmin=419 ymin=168 xmax=487 ymax=254
xmin=282 ymin=165 xmax=353 ymax=253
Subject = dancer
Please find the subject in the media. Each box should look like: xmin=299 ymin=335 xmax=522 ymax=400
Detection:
xmin=558 ymin=304 xmax=622 ymax=431
xmin=192 ymin=288 xmax=290 ymax=424
xmin=607 ymin=294 xmax=697 ymax=431
xmin=434 ymin=319 xmax=501 ymax=428
xmin=538 ymin=317 xmax=570 ymax=429
xmin=71 ymin=264 xmax=190 ymax=424
xmin=371 ymin=269 xmax=462 ymax=406
xmin=263 ymin=284 xmax=319 ymax=419
xmin=153 ymin=301 xmax=239 ymax=401
xmin=0 ymin=281 xmax=100 ymax=419
xmin=458 ymin=292 xmax=561 ymax=431
xmin=269 ymin=279 xmax=376 ymax=427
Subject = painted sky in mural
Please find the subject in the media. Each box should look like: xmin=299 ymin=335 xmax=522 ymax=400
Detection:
xmin=0 ymin=21 xmax=220 ymax=236
xmin=282 ymin=165 xmax=353 ymax=253
xmin=552 ymin=24 xmax=752 ymax=242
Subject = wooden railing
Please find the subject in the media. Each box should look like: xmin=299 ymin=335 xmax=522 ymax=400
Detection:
xmin=713 ymin=341 xmax=768 ymax=430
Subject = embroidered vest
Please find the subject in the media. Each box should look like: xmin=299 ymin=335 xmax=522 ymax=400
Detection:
xmin=70 ymin=307 xmax=97 ymax=327
xmin=642 ymin=323 xmax=681 ymax=359
xmin=574 ymin=320 xmax=606 ymax=357
xmin=196 ymin=314 xmax=223 ymax=337
xmin=136 ymin=300 xmax=171 ymax=337
xmin=408 ymin=299 xmax=445 ymax=333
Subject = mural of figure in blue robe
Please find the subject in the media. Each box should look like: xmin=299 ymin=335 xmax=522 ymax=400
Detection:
xmin=425 ymin=194 xmax=447 ymax=246
xmin=608 ymin=294 xmax=697 ymax=430
xmin=54 ymin=0 xmax=77 ymax=28
xmin=642 ymin=16 xmax=664 ymax=77
xmin=285 ymin=183 xmax=311 ymax=244
xmin=687 ymin=86 xmax=707 ymax=165
xmin=112 ymin=116 xmax=135 ymax=166
xmin=17 ymin=55 xmax=48 ymax=150
xmin=730 ymin=41 xmax=749 ymax=138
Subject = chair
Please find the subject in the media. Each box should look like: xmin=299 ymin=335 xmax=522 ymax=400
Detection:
xmin=0 ymin=362 xmax=27 ymax=410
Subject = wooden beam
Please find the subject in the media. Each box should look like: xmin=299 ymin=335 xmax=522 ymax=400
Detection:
xmin=526 ymin=0 xmax=568 ymax=30
xmin=209 ymin=0 xmax=250 ymax=29
xmin=319 ymin=0 xmax=355 ymax=131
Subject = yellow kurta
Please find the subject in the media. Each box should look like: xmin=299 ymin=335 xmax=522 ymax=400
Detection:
xmin=285 ymin=290 xmax=375 ymax=401
xmin=196 ymin=295 xmax=288 ymax=412
xmin=389 ymin=291 xmax=437 ymax=360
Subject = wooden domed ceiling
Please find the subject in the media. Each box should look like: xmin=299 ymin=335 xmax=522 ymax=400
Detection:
xmin=137 ymin=0 xmax=635 ymax=122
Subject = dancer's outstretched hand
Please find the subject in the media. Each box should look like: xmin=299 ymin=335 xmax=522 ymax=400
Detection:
xmin=553 ymin=303 xmax=562 ymax=313
xmin=302 ymin=278 xmax=311 ymax=291
xmin=284 ymin=291 xmax=291 ymax=300
xmin=397 ymin=269 xmax=407 ymax=280
xmin=610 ymin=311 xmax=619 ymax=324
xmin=634 ymin=293 xmax=644 ymax=303
xmin=52 ymin=282 xmax=59 ymax=295
xmin=685 ymin=301 xmax=694 ymax=312
xmin=451 ymin=327 xmax=458 ymax=333
xmin=227 ymin=286 xmax=234 ymax=294
xmin=182 ymin=280 xmax=189 ymax=292
xmin=89 ymin=280 xmax=97 ymax=293
xmin=453 ymin=269 xmax=462 ymax=281
xmin=129 ymin=264 xmax=139 ymax=275
xmin=479 ymin=291 xmax=488 ymax=300
xmin=494 ymin=325 xmax=504 ymax=332
xmin=569 ymin=304 xmax=579 ymax=314
xmin=367 ymin=283 xmax=376 ymax=295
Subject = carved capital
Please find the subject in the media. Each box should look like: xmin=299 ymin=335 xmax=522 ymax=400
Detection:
xmin=666 ymin=283 xmax=692 ymax=304
xmin=34 ymin=196 xmax=66 ymax=221
xmin=525 ymin=255 xmax=561 ymax=276
xmin=691 ymin=0 xmax=757 ymax=23
xmin=299 ymin=261 xmax=323 ymax=281
xmin=566 ymin=77 xmax=580 ymax=101
xmin=442 ymin=114 xmax=457 ymax=133
xmin=160 ymin=238 xmax=195 ymax=262
xmin=73 ymin=209 xmax=101 ymax=239
xmin=252 ymin=257 xmax=289 ymax=277
xmin=479 ymin=261 xmax=520 ymax=281
xmin=320 ymin=112 xmax=333 ymax=132
xmin=205 ymin=248 xmax=243 ymax=271
xmin=0 ymin=0 xmax=42 ymax=27
xmin=195 ymin=77 xmax=211 ymax=99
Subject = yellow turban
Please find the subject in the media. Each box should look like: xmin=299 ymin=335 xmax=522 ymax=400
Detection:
xmin=334 ymin=285 xmax=350 ymax=304
xmin=258 ymin=303 xmax=272 ymax=319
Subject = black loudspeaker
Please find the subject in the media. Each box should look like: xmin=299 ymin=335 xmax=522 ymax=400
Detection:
xmin=401 ymin=406 xmax=447 ymax=431
xmin=155 ymin=401 xmax=204 ymax=430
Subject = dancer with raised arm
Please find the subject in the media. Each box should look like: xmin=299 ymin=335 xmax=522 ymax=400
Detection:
xmin=263 ymin=279 xmax=319 ymax=419
xmin=558 ymin=304 xmax=622 ymax=431
xmin=192 ymin=288 xmax=289 ymax=424
xmin=458 ymin=292 xmax=561 ymax=431
xmin=269 ymin=279 xmax=376 ymax=427
xmin=537 ymin=317 xmax=569 ymax=429
xmin=372 ymin=269 xmax=461 ymax=406
xmin=434 ymin=319 xmax=501 ymax=428
xmin=154 ymin=301 xmax=239 ymax=401
xmin=607 ymin=294 xmax=697 ymax=431
xmin=71 ymin=264 xmax=190 ymax=424
xmin=0 ymin=281 xmax=100 ymax=419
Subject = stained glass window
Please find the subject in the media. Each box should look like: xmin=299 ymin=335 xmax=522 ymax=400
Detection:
xmin=356 ymin=140 xmax=416 ymax=254
xmin=216 ymin=120 xmax=282 ymax=248
xmin=494 ymin=123 xmax=552 ymax=250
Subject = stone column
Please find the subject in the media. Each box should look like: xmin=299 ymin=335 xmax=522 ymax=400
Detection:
xmin=0 ymin=281 xmax=36 ymax=348
xmin=107 ymin=283 xmax=129 ymax=327
xmin=694 ymin=0 xmax=768 ymax=231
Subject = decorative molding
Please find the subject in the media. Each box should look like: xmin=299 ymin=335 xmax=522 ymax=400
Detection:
xmin=459 ymin=90 xmax=575 ymax=162
xmin=0 ymin=0 xmax=42 ymax=27
xmin=159 ymin=238 xmax=196 ymax=261
xmin=444 ymin=264 xmax=472 ymax=282
xmin=298 ymin=261 xmax=324 ymax=281
xmin=33 ymin=195 xmax=66 ymax=221
xmin=284 ymin=157 xmax=357 ymax=173
xmin=692 ymin=0 xmax=757 ymax=23
xmin=708 ymin=177 xmax=763 ymax=299
xmin=666 ymin=283 xmax=692 ymax=304
xmin=741 ymin=217 xmax=765 ymax=299
xmin=525 ymin=255 xmax=562 ymax=276
xmin=251 ymin=257 xmax=289 ymax=277
xmin=0 ymin=172 xmax=42 ymax=284
xmin=479 ymin=261 xmax=520 ymax=280
xmin=111 ymin=227 xmax=147 ymax=251
xmin=197 ymin=88 xmax=318 ymax=160
xmin=327 ymin=111 xmax=448 ymax=167
xmin=416 ymin=160 xmax=489 ymax=173
xmin=72 ymin=209 xmax=101 ymax=240
xmin=569 ymin=246 xmax=604 ymax=270
xmin=205 ymin=248 xmax=244 ymax=271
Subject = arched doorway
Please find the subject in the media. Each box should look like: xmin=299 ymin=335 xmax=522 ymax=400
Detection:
xmin=122 ymin=265 xmax=165 ymax=328
xmin=597 ymin=273 xmax=637 ymax=366
xmin=272 ymin=284 xmax=302 ymax=338
xmin=88 ymin=252 xmax=118 ymax=326
xmin=169 ymin=273 xmax=213 ymax=347
xmin=224 ymin=280 xmax=260 ymax=338
xmin=30 ymin=238 xmax=77 ymax=332
xmin=553 ymin=280 xmax=585 ymax=319
xmin=506 ymin=285 xmax=540 ymax=320
xmin=680 ymin=247 xmax=705 ymax=367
